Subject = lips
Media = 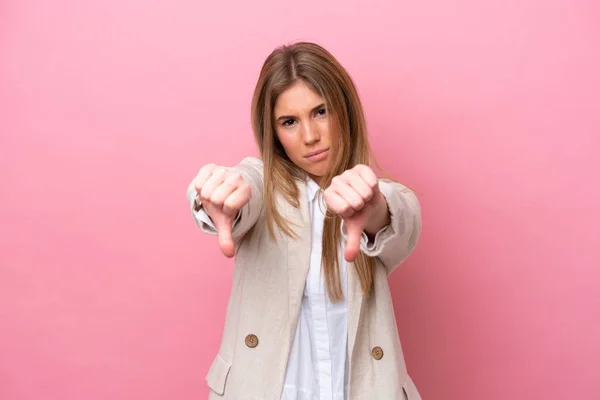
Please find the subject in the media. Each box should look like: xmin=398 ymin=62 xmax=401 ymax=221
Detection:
xmin=304 ymin=148 xmax=329 ymax=158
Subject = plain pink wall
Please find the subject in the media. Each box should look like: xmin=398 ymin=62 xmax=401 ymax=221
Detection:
xmin=1 ymin=0 xmax=599 ymax=399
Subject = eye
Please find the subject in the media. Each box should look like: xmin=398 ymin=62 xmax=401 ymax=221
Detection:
xmin=315 ymin=108 xmax=327 ymax=117
xmin=282 ymin=119 xmax=296 ymax=127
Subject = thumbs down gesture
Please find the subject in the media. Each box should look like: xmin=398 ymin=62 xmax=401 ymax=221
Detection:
xmin=323 ymin=165 xmax=390 ymax=262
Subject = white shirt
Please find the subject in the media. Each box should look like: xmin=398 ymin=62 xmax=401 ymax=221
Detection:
xmin=195 ymin=178 xmax=349 ymax=400
xmin=281 ymin=178 xmax=348 ymax=400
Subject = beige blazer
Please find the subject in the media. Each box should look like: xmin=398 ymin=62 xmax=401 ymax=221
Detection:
xmin=187 ymin=157 xmax=423 ymax=400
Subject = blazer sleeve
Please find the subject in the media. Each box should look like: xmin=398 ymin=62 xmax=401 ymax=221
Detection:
xmin=186 ymin=156 xmax=264 ymax=244
xmin=341 ymin=180 xmax=422 ymax=276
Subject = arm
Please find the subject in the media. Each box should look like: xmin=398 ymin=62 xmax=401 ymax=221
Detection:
xmin=187 ymin=156 xmax=264 ymax=246
xmin=341 ymin=180 xmax=422 ymax=275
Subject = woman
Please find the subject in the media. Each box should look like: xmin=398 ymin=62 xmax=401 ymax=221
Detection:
xmin=187 ymin=42 xmax=422 ymax=400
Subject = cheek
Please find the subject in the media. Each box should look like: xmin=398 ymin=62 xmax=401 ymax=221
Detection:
xmin=276 ymin=131 xmax=301 ymax=159
xmin=316 ymin=119 xmax=333 ymax=142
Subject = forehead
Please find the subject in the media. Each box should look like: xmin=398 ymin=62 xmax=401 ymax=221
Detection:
xmin=274 ymin=81 xmax=324 ymax=116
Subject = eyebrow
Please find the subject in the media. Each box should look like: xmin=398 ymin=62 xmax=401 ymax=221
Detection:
xmin=276 ymin=103 xmax=325 ymax=122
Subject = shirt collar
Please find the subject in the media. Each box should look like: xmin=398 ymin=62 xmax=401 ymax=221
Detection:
xmin=305 ymin=176 xmax=321 ymax=203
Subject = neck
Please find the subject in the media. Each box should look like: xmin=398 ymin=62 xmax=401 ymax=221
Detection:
xmin=308 ymin=174 xmax=326 ymax=188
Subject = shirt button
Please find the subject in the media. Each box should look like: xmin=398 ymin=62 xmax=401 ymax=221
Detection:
xmin=245 ymin=334 xmax=259 ymax=348
xmin=372 ymin=346 xmax=384 ymax=360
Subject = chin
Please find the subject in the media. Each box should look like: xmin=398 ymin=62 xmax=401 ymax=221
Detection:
xmin=295 ymin=159 xmax=330 ymax=180
xmin=304 ymin=166 xmax=327 ymax=180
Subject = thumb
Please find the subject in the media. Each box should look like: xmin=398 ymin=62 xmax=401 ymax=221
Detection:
xmin=344 ymin=219 xmax=364 ymax=262
xmin=213 ymin=214 xmax=235 ymax=258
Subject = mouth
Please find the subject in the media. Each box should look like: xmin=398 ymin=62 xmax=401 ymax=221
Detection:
xmin=304 ymin=148 xmax=329 ymax=159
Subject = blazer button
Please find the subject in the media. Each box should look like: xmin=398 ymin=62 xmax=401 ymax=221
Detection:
xmin=372 ymin=346 xmax=384 ymax=360
xmin=245 ymin=334 xmax=259 ymax=348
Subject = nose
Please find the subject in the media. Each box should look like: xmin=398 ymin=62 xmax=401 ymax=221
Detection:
xmin=302 ymin=121 xmax=321 ymax=145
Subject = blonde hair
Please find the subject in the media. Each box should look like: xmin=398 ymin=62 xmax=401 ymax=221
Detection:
xmin=251 ymin=42 xmax=379 ymax=301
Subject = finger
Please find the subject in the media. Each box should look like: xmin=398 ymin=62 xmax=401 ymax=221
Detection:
xmin=223 ymin=183 xmax=251 ymax=216
xmin=346 ymin=173 xmax=373 ymax=202
xmin=200 ymin=168 xmax=227 ymax=202
xmin=194 ymin=164 xmax=217 ymax=194
xmin=324 ymin=190 xmax=354 ymax=218
xmin=214 ymin=216 xmax=235 ymax=258
xmin=355 ymin=165 xmax=378 ymax=186
xmin=210 ymin=176 xmax=242 ymax=209
xmin=344 ymin=221 xmax=363 ymax=262
xmin=333 ymin=183 xmax=365 ymax=211
xmin=358 ymin=165 xmax=380 ymax=199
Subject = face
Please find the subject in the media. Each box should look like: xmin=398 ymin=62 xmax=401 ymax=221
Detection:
xmin=273 ymin=80 xmax=334 ymax=185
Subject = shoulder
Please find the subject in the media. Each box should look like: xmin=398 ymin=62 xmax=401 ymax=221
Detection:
xmin=379 ymin=179 xmax=416 ymax=195
xmin=229 ymin=157 xmax=264 ymax=178
xmin=239 ymin=156 xmax=263 ymax=168
xmin=378 ymin=179 xmax=421 ymax=211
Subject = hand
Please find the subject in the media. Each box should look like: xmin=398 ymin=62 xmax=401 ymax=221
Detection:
xmin=193 ymin=164 xmax=251 ymax=258
xmin=323 ymin=165 xmax=387 ymax=262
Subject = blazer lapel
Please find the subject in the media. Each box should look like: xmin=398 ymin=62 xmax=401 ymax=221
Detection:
xmin=284 ymin=180 xmax=311 ymax=341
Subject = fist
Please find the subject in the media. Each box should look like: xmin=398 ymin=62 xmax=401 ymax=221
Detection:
xmin=323 ymin=164 xmax=383 ymax=262
xmin=193 ymin=164 xmax=251 ymax=258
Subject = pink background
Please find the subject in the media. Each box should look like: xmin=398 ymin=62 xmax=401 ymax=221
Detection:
xmin=1 ymin=0 xmax=599 ymax=399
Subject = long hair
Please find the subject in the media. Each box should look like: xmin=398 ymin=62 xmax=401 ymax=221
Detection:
xmin=251 ymin=42 xmax=378 ymax=302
